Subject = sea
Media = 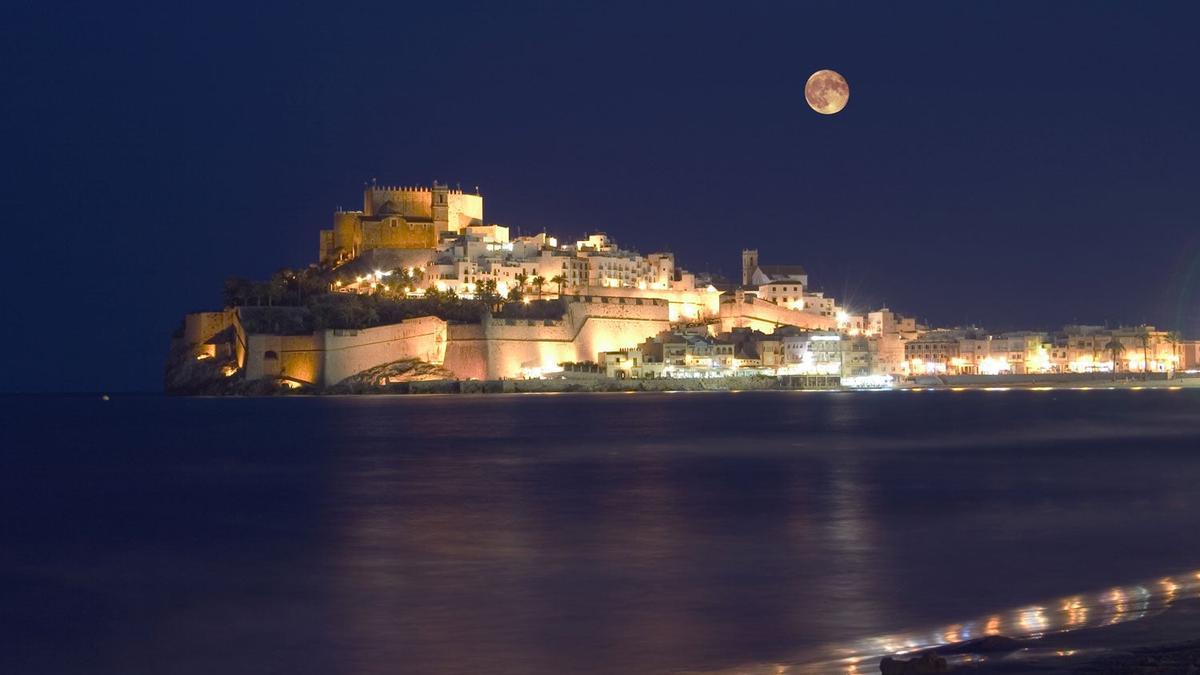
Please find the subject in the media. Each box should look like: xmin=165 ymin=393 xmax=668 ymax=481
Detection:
xmin=3 ymin=389 xmax=1200 ymax=674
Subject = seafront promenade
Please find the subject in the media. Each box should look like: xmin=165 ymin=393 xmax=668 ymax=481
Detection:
xmin=303 ymin=372 xmax=1200 ymax=395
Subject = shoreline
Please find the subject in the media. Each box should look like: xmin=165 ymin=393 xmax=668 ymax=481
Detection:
xmin=169 ymin=375 xmax=1200 ymax=397
xmin=879 ymin=597 xmax=1200 ymax=674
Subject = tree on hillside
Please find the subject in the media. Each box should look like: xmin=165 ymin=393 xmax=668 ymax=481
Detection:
xmin=273 ymin=268 xmax=312 ymax=305
xmin=223 ymin=276 xmax=254 ymax=307
xmin=478 ymin=279 xmax=502 ymax=313
xmin=389 ymin=267 xmax=416 ymax=292
xmin=301 ymin=266 xmax=333 ymax=299
xmin=246 ymin=281 xmax=264 ymax=306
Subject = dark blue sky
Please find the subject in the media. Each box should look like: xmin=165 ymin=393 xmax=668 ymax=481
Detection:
xmin=3 ymin=1 xmax=1199 ymax=392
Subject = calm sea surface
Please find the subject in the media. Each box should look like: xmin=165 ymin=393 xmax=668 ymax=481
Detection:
xmin=4 ymin=390 xmax=1200 ymax=674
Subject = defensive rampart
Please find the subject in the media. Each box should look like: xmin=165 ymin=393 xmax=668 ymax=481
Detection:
xmin=442 ymin=296 xmax=671 ymax=379
xmin=718 ymin=297 xmax=837 ymax=333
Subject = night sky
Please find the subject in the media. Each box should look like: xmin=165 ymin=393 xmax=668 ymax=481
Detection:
xmin=3 ymin=2 xmax=1200 ymax=392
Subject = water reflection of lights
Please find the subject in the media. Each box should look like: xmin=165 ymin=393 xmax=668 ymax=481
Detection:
xmin=1018 ymin=606 xmax=1049 ymax=636
xmin=1061 ymin=597 xmax=1087 ymax=627
xmin=1161 ymin=578 xmax=1179 ymax=603
xmin=984 ymin=615 xmax=1001 ymax=636
xmin=716 ymin=569 xmax=1200 ymax=674
xmin=1108 ymin=587 xmax=1126 ymax=624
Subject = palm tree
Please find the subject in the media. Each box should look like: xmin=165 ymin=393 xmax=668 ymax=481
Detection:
xmin=391 ymin=267 xmax=413 ymax=289
xmin=479 ymin=279 xmax=502 ymax=313
xmin=532 ymin=275 xmax=545 ymax=298
xmin=1139 ymin=327 xmax=1153 ymax=377
xmin=1105 ymin=338 xmax=1125 ymax=381
xmin=551 ymin=274 xmax=566 ymax=296
xmin=1167 ymin=331 xmax=1182 ymax=376
xmin=514 ymin=272 xmax=529 ymax=291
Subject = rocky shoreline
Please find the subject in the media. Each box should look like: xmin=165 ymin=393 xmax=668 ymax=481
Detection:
xmin=874 ymin=598 xmax=1200 ymax=674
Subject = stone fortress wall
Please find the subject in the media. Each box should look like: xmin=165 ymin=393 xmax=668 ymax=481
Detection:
xmin=183 ymin=309 xmax=246 ymax=366
xmin=570 ymin=286 xmax=720 ymax=323
xmin=442 ymin=324 xmax=489 ymax=381
xmin=719 ymin=295 xmax=837 ymax=333
xmin=364 ymin=185 xmax=433 ymax=218
xmin=244 ymin=333 xmax=323 ymax=384
xmin=225 ymin=297 xmax=670 ymax=387
xmin=363 ymin=184 xmax=483 ymax=232
xmin=442 ymin=296 xmax=671 ymax=380
xmin=242 ymin=316 xmax=447 ymax=386
xmin=359 ymin=218 xmax=437 ymax=250
xmin=322 ymin=316 xmax=446 ymax=384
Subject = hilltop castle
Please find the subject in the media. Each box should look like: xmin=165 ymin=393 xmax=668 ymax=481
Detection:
xmin=319 ymin=181 xmax=483 ymax=263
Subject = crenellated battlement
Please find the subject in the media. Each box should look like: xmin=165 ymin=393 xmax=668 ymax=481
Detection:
xmin=367 ymin=182 xmax=474 ymax=196
xmin=371 ymin=185 xmax=431 ymax=193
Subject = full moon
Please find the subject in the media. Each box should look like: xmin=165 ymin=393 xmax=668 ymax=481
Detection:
xmin=805 ymin=69 xmax=849 ymax=115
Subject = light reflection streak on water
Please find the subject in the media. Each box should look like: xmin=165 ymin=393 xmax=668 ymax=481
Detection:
xmin=718 ymin=568 xmax=1200 ymax=674
xmin=1018 ymin=606 xmax=1048 ymax=636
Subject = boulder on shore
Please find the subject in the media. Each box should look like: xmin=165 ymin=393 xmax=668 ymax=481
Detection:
xmin=326 ymin=358 xmax=458 ymax=394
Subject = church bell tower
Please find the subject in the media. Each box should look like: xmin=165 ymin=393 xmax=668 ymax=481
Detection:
xmin=741 ymin=248 xmax=759 ymax=287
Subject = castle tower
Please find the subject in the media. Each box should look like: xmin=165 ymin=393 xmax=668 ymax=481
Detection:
xmin=431 ymin=181 xmax=449 ymax=232
xmin=362 ymin=179 xmax=377 ymax=216
xmin=742 ymin=249 xmax=759 ymax=287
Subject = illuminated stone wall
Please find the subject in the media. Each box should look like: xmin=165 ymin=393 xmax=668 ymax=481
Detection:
xmin=184 ymin=310 xmax=234 ymax=345
xmin=244 ymin=318 xmax=448 ymax=386
xmin=718 ymin=296 xmax=837 ymax=333
xmin=183 ymin=310 xmax=246 ymax=367
xmin=446 ymin=191 xmax=483 ymax=233
xmin=363 ymin=185 xmax=483 ymax=232
xmin=568 ymin=286 xmax=721 ymax=322
xmin=442 ymin=324 xmax=489 ymax=380
xmin=245 ymin=334 xmax=324 ymax=384
xmin=441 ymin=297 xmax=672 ymax=379
xmin=322 ymin=184 xmax=484 ymax=262
xmin=364 ymin=185 xmax=434 ymax=218
xmin=360 ymin=217 xmax=438 ymax=250
xmin=329 ymin=211 xmax=363 ymax=259
xmin=321 ymin=316 xmax=447 ymax=385
xmin=239 ymin=299 xmax=671 ymax=385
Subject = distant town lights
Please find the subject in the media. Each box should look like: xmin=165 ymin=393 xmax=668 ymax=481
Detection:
xmin=978 ymin=356 xmax=1009 ymax=376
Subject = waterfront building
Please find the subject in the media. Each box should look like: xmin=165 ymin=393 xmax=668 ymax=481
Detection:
xmin=867 ymin=309 xmax=919 ymax=338
xmin=904 ymin=330 xmax=963 ymax=374
xmin=868 ymin=334 xmax=907 ymax=375
xmin=1054 ymin=325 xmax=1180 ymax=374
xmin=779 ymin=331 xmax=845 ymax=375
